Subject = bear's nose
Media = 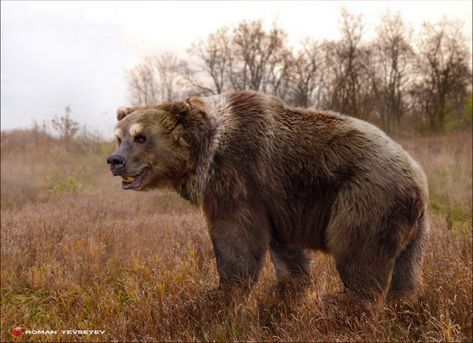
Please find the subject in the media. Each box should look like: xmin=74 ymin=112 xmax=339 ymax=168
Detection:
xmin=107 ymin=154 xmax=126 ymax=171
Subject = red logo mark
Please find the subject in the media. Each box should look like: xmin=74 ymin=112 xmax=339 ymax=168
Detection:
xmin=12 ymin=327 xmax=24 ymax=337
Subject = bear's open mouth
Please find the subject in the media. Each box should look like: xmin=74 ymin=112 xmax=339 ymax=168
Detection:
xmin=121 ymin=167 xmax=149 ymax=190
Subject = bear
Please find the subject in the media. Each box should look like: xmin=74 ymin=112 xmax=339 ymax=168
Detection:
xmin=107 ymin=90 xmax=429 ymax=303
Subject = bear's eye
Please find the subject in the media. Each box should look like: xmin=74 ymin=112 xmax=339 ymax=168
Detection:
xmin=134 ymin=134 xmax=147 ymax=144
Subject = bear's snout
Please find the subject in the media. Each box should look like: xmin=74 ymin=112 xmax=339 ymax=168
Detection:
xmin=107 ymin=154 xmax=126 ymax=175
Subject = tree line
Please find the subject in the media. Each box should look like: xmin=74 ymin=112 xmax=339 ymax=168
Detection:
xmin=127 ymin=10 xmax=472 ymax=134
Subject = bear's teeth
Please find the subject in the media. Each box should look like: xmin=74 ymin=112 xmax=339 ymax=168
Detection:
xmin=122 ymin=176 xmax=135 ymax=183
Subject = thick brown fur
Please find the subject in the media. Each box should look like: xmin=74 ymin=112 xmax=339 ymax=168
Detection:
xmin=110 ymin=91 xmax=429 ymax=303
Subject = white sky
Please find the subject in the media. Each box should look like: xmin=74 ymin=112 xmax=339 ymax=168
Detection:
xmin=1 ymin=0 xmax=472 ymax=136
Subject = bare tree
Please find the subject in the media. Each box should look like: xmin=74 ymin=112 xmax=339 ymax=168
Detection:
xmin=229 ymin=20 xmax=288 ymax=92
xmin=411 ymin=20 xmax=471 ymax=132
xmin=51 ymin=106 xmax=80 ymax=145
xmin=265 ymin=47 xmax=293 ymax=101
xmin=127 ymin=56 xmax=160 ymax=106
xmin=157 ymin=53 xmax=187 ymax=102
xmin=369 ymin=12 xmax=414 ymax=133
xmin=186 ymin=27 xmax=232 ymax=95
xmin=325 ymin=9 xmax=370 ymax=118
xmin=288 ymin=39 xmax=326 ymax=108
xmin=127 ymin=53 xmax=186 ymax=106
xmin=185 ymin=21 xmax=291 ymax=97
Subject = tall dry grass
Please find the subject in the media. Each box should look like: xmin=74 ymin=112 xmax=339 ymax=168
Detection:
xmin=1 ymin=128 xmax=471 ymax=342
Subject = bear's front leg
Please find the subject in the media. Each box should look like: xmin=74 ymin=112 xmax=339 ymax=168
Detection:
xmin=208 ymin=217 xmax=270 ymax=291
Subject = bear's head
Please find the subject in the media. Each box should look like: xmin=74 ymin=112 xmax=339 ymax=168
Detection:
xmin=107 ymin=99 xmax=207 ymax=192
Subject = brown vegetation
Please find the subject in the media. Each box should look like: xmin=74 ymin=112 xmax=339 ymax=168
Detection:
xmin=1 ymin=128 xmax=471 ymax=342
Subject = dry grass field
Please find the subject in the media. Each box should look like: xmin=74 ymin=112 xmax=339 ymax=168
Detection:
xmin=1 ymin=129 xmax=471 ymax=342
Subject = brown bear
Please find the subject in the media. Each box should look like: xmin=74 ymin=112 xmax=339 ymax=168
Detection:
xmin=107 ymin=91 xmax=429 ymax=303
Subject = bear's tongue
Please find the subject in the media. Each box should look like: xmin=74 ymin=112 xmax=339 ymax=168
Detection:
xmin=122 ymin=170 xmax=147 ymax=190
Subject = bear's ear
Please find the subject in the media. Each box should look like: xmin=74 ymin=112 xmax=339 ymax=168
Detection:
xmin=170 ymin=100 xmax=191 ymax=123
xmin=116 ymin=106 xmax=136 ymax=121
xmin=167 ymin=100 xmax=191 ymax=146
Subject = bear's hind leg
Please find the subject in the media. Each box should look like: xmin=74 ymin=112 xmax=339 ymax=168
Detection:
xmin=335 ymin=252 xmax=396 ymax=303
xmin=387 ymin=214 xmax=428 ymax=302
xmin=269 ymin=240 xmax=312 ymax=282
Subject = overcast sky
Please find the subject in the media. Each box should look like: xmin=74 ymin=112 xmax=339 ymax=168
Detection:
xmin=1 ymin=1 xmax=472 ymax=136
